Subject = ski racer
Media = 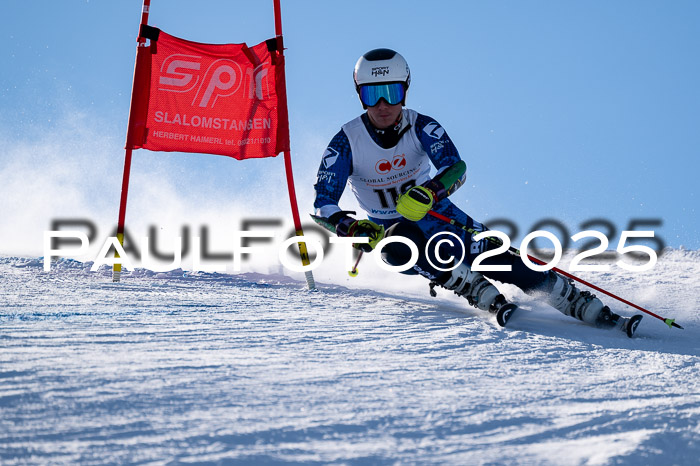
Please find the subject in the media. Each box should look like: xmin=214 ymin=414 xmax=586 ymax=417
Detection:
xmin=312 ymin=48 xmax=641 ymax=337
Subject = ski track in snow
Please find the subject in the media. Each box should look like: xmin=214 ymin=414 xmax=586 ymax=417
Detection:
xmin=0 ymin=251 xmax=698 ymax=465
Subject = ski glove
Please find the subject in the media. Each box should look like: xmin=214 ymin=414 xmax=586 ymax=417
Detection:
xmin=396 ymin=186 xmax=436 ymax=221
xmin=347 ymin=220 xmax=386 ymax=252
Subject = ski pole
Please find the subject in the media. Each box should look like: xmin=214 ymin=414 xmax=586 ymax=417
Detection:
xmin=348 ymin=250 xmax=363 ymax=277
xmin=427 ymin=210 xmax=683 ymax=329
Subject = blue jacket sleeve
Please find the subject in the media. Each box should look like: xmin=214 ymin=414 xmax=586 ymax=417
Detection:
xmin=414 ymin=113 xmax=466 ymax=199
xmin=313 ymin=129 xmax=353 ymax=220
xmin=414 ymin=113 xmax=462 ymax=169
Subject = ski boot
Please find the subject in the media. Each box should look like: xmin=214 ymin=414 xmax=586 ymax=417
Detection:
xmin=429 ymin=263 xmax=517 ymax=327
xmin=547 ymin=274 xmax=642 ymax=337
xmin=598 ymin=309 xmax=644 ymax=338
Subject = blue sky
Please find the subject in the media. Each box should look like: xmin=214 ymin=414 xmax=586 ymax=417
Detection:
xmin=1 ymin=0 xmax=698 ymax=260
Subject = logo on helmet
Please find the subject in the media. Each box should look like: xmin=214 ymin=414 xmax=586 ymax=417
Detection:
xmin=371 ymin=66 xmax=390 ymax=77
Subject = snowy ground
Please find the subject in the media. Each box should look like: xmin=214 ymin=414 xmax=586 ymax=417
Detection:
xmin=1 ymin=250 xmax=699 ymax=464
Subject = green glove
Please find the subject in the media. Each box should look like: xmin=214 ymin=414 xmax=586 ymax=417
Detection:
xmin=348 ymin=220 xmax=385 ymax=252
xmin=396 ymin=186 xmax=435 ymax=221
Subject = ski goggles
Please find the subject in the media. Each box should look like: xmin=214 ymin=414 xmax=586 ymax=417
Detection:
xmin=358 ymin=82 xmax=405 ymax=107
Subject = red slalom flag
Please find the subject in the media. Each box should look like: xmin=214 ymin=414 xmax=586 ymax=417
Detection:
xmin=126 ymin=26 xmax=289 ymax=159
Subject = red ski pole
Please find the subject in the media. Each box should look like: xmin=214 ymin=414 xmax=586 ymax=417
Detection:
xmin=427 ymin=210 xmax=683 ymax=329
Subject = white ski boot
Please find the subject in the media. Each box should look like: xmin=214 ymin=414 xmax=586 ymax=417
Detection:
xmin=430 ymin=263 xmax=517 ymax=326
xmin=547 ymin=274 xmax=642 ymax=337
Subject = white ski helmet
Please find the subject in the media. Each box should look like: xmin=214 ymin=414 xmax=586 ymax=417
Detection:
xmin=353 ymin=48 xmax=410 ymax=105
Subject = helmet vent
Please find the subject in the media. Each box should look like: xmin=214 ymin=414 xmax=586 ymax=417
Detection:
xmin=363 ymin=48 xmax=397 ymax=61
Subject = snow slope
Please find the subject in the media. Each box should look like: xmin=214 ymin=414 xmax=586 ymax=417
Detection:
xmin=1 ymin=250 xmax=698 ymax=464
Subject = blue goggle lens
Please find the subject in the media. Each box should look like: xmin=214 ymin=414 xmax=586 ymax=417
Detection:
xmin=359 ymin=83 xmax=405 ymax=107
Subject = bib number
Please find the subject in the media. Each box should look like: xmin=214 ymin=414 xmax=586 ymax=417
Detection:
xmin=373 ymin=180 xmax=416 ymax=208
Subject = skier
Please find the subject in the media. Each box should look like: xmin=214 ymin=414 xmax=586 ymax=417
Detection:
xmin=312 ymin=48 xmax=642 ymax=337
